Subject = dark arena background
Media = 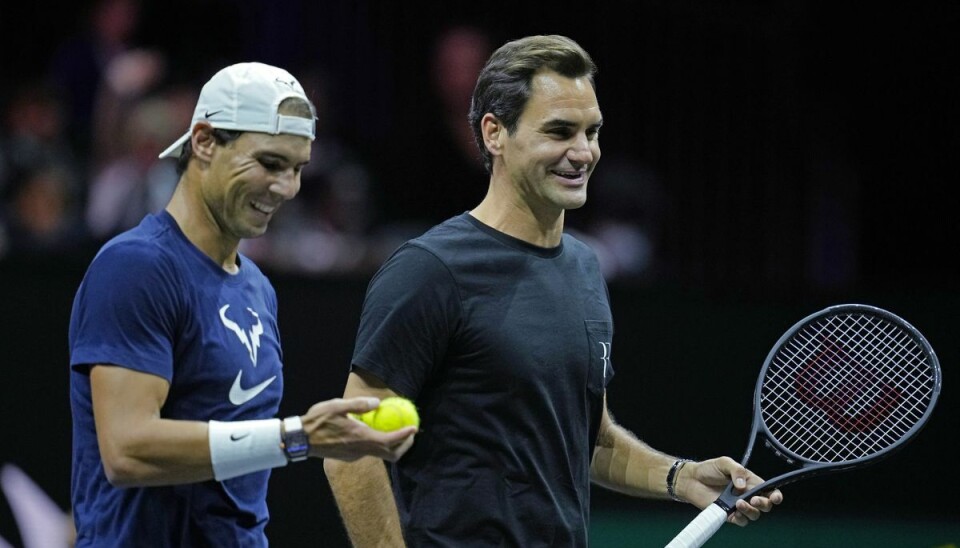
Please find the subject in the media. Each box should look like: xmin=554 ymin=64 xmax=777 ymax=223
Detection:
xmin=1 ymin=1 xmax=957 ymax=546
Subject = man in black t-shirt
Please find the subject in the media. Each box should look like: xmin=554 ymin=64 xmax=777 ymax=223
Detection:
xmin=325 ymin=35 xmax=783 ymax=547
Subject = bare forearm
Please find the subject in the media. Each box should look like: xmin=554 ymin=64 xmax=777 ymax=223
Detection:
xmin=98 ymin=417 xmax=213 ymax=487
xmin=590 ymin=414 xmax=675 ymax=499
xmin=325 ymin=456 xmax=405 ymax=548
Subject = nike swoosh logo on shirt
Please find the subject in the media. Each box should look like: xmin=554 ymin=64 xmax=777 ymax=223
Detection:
xmin=229 ymin=370 xmax=277 ymax=405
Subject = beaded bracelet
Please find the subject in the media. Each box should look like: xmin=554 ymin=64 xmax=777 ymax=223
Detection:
xmin=666 ymin=458 xmax=690 ymax=502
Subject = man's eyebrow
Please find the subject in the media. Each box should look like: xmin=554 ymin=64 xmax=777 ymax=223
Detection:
xmin=255 ymin=151 xmax=310 ymax=167
xmin=541 ymin=118 xmax=604 ymax=129
xmin=256 ymin=151 xmax=296 ymax=163
xmin=541 ymin=119 xmax=576 ymax=129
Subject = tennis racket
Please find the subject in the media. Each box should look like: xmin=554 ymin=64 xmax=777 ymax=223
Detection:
xmin=665 ymin=303 xmax=941 ymax=548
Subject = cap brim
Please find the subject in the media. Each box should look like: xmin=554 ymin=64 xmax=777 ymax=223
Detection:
xmin=158 ymin=131 xmax=191 ymax=159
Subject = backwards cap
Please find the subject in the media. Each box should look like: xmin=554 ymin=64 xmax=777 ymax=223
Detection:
xmin=158 ymin=62 xmax=316 ymax=159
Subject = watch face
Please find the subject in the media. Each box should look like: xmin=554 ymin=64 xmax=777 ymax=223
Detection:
xmin=283 ymin=418 xmax=309 ymax=461
xmin=285 ymin=434 xmax=309 ymax=461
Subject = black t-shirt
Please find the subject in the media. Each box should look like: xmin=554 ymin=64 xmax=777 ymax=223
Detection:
xmin=352 ymin=213 xmax=614 ymax=547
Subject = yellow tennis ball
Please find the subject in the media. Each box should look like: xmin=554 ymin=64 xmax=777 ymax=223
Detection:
xmin=355 ymin=397 xmax=420 ymax=431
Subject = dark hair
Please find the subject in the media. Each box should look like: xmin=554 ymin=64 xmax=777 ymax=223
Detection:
xmin=468 ymin=35 xmax=597 ymax=173
xmin=175 ymin=129 xmax=239 ymax=175
xmin=174 ymin=96 xmax=316 ymax=176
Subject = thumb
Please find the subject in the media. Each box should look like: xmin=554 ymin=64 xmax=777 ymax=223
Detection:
xmin=348 ymin=396 xmax=382 ymax=413
xmin=326 ymin=396 xmax=381 ymax=415
xmin=376 ymin=425 xmax=419 ymax=442
xmin=724 ymin=462 xmax=748 ymax=490
xmin=712 ymin=456 xmax=747 ymax=489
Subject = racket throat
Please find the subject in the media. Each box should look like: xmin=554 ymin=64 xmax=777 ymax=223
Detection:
xmin=714 ymin=484 xmax=739 ymax=515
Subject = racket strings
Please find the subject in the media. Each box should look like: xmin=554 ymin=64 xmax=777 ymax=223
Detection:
xmin=760 ymin=312 xmax=936 ymax=463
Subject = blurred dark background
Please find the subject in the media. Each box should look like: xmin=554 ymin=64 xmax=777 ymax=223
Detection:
xmin=0 ymin=0 xmax=956 ymax=546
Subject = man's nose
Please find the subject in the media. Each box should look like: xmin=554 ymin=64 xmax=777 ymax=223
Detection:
xmin=270 ymin=170 xmax=300 ymax=200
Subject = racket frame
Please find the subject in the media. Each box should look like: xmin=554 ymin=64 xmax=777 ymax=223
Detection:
xmin=714 ymin=303 xmax=941 ymax=512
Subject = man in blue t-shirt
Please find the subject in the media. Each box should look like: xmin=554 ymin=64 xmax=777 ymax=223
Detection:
xmin=325 ymin=36 xmax=784 ymax=546
xmin=68 ymin=62 xmax=417 ymax=547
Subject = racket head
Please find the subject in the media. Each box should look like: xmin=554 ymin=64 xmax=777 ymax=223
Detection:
xmin=754 ymin=303 xmax=941 ymax=474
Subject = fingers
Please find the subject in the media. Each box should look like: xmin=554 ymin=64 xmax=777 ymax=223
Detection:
xmin=379 ymin=430 xmax=417 ymax=462
xmin=338 ymin=427 xmax=416 ymax=463
xmin=727 ymin=490 xmax=783 ymax=527
xmin=705 ymin=456 xmax=783 ymax=527
xmin=324 ymin=415 xmax=418 ymax=462
xmin=761 ymin=488 xmax=784 ymax=506
xmin=314 ymin=426 xmax=416 ymax=463
xmin=727 ymin=509 xmax=750 ymax=527
xmin=373 ymin=425 xmax=418 ymax=443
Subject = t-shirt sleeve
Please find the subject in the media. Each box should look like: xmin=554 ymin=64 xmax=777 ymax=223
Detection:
xmin=351 ymin=243 xmax=460 ymax=398
xmin=69 ymin=242 xmax=181 ymax=381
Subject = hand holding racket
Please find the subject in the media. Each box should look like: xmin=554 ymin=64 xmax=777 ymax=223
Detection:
xmin=666 ymin=304 xmax=941 ymax=548
xmin=671 ymin=457 xmax=782 ymax=526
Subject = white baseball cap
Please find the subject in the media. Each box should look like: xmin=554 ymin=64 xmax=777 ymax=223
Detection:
xmin=158 ymin=62 xmax=316 ymax=159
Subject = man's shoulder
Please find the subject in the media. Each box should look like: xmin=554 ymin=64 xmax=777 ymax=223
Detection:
xmin=413 ymin=212 xmax=474 ymax=240
xmin=404 ymin=213 xmax=478 ymax=255
xmin=561 ymin=230 xmax=599 ymax=258
xmin=369 ymin=214 xmax=476 ymax=281
xmin=90 ymin=215 xmax=177 ymax=271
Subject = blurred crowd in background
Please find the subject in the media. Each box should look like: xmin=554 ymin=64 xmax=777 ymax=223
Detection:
xmin=0 ymin=0 xmax=664 ymax=283
xmin=1 ymin=0 xmax=955 ymax=292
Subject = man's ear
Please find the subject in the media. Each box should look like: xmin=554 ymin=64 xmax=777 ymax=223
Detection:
xmin=480 ymin=113 xmax=504 ymax=157
xmin=190 ymin=123 xmax=217 ymax=164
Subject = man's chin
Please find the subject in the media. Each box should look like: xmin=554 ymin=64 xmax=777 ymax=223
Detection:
xmin=559 ymin=192 xmax=588 ymax=211
xmin=237 ymin=223 xmax=270 ymax=240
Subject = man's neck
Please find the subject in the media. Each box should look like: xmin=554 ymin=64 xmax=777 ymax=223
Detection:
xmin=166 ymin=179 xmax=241 ymax=273
xmin=470 ymin=183 xmax=564 ymax=248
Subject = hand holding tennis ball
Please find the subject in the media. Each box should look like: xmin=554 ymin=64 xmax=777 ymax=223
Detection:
xmin=353 ymin=397 xmax=420 ymax=431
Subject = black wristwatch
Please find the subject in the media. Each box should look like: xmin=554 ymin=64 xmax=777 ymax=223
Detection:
xmin=281 ymin=416 xmax=309 ymax=462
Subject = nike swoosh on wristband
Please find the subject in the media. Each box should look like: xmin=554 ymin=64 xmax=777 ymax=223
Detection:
xmin=230 ymin=432 xmax=251 ymax=441
xmin=229 ymin=370 xmax=277 ymax=405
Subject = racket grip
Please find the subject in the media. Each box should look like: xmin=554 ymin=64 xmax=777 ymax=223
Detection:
xmin=664 ymin=503 xmax=727 ymax=548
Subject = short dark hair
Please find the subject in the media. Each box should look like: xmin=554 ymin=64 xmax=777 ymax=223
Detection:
xmin=468 ymin=35 xmax=597 ymax=173
xmin=174 ymin=96 xmax=315 ymax=176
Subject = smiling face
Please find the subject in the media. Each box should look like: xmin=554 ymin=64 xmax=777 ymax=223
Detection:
xmin=203 ymin=130 xmax=311 ymax=240
xmin=496 ymin=69 xmax=602 ymax=215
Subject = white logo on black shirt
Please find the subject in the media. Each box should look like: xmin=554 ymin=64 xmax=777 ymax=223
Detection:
xmin=599 ymin=341 xmax=612 ymax=381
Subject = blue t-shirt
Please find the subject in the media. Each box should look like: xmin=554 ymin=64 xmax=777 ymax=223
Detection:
xmin=352 ymin=213 xmax=614 ymax=546
xmin=69 ymin=211 xmax=284 ymax=547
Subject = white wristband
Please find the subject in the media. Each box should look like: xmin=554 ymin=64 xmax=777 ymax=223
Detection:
xmin=208 ymin=419 xmax=288 ymax=481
